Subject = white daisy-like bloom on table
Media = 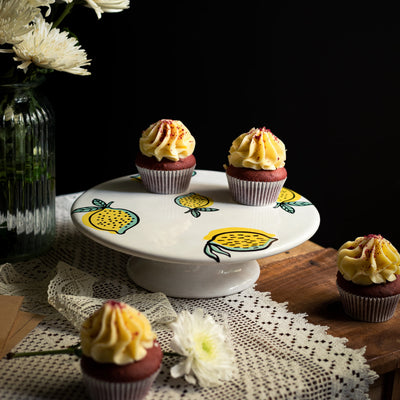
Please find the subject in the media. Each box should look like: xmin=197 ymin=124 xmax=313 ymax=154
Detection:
xmin=169 ymin=308 xmax=236 ymax=387
xmin=0 ymin=0 xmax=40 ymax=45
xmin=85 ymin=0 xmax=130 ymax=19
xmin=13 ymin=15 xmax=91 ymax=76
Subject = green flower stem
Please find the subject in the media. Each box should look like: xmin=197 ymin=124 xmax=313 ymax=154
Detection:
xmin=163 ymin=352 xmax=181 ymax=357
xmin=7 ymin=344 xmax=82 ymax=359
xmin=52 ymin=2 xmax=76 ymax=29
xmin=7 ymin=346 xmax=180 ymax=360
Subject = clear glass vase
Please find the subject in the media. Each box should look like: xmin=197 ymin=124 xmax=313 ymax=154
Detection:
xmin=0 ymin=78 xmax=56 ymax=262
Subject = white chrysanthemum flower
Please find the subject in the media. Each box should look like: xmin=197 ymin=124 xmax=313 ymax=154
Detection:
xmin=27 ymin=0 xmax=55 ymax=7
xmin=0 ymin=0 xmax=40 ymax=45
xmin=169 ymin=309 xmax=236 ymax=387
xmin=13 ymin=15 xmax=91 ymax=76
xmin=85 ymin=0 xmax=130 ymax=19
xmin=28 ymin=0 xmax=56 ymax=17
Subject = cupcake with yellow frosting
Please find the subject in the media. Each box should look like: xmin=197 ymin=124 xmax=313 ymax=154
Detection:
xmin=336 ymin=234 xmax=400 ymax=322
xmin=225 ymin=127 xmax=287 ymax=206
xmin=135 ymin=119 xmax=196 ymax=194
xmin=80 ymin=300 xmax=162 ymax=400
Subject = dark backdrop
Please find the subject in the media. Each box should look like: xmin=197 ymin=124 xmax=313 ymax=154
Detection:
xmin=45 ymin=1 xmax=400 ymax=250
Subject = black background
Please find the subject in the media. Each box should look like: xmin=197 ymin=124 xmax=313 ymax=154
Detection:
xmin=45 ymin=1 xmax=400 ymax=250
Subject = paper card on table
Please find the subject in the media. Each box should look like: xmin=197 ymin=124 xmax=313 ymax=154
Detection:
xmin=1 ymin=310 xmax=44 ymax=358
xmin=0 ymin=295 xmax=24 ymax=356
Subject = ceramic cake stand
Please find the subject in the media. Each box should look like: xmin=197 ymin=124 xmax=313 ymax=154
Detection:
xmin=71 ymin=170 xmax=320 ymax=298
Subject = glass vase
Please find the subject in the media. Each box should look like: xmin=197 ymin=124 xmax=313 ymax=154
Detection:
xmin=0 ymin=78 xmax=56 ymax=263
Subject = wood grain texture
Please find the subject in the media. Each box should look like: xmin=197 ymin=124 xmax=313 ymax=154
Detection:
xmin=256 ymin=246 xmax=400 ymax=376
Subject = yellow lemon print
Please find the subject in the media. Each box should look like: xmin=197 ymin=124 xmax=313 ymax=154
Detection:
xmin=72 ymin=199 xmax=139 ymax=234
xmin=203 ymin=227 xmax=277 ymax=262
xmin=175 ymin=192 xmax=219 ymax=218
xmin=275 ymin=188 xmax=312 ymax=214
xmin=130 ymin=174 xmax=142 ymax=182
xmin=277 ymin=188 xmax=302 ymax=203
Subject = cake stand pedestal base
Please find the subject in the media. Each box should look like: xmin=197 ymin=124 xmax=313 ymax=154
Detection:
xmin=126 ymin=257 xmax=260 ymax=298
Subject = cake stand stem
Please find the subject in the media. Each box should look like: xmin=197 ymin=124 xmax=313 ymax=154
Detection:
xmin=126 ymin=257 xmax=260 ymax=298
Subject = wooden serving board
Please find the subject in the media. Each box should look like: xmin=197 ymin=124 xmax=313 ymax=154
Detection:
xmin=256 ymin=243 xmax=400 ymax=400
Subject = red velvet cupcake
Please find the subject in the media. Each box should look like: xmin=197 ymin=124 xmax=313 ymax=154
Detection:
xmin=80 ymin=301 xmax=162 ymax=400
xmin=135 ymin=119 xmax=196 ymax=194
xmin=225 ymin=127 xmax=287 ymax=206
xmin=336 ymin=234 xmax=400 ymax=322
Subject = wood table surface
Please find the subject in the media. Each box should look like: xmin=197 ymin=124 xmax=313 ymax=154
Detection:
xmin=255 ymin=241 xmax=400 ymax=400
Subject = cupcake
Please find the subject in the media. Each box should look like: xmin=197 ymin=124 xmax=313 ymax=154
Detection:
xmin=336 ymin=234 xmax=400 ymax=322
xmin=225 ymin=127 xmax=287 ymax=206
xmin=80 ymin=300 xmax=163 ymax=400
xmin=135 ymin=119 xmax=196 ymax=194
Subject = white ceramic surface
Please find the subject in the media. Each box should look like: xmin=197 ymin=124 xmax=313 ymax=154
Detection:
xmin=126 ymin=258 xmax=261 ymax=298
xmin=71 ymin=170 xmax=320 ymax=297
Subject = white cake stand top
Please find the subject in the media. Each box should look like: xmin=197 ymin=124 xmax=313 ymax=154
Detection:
xmin=70 ymin=170 xmax=320 ymax=266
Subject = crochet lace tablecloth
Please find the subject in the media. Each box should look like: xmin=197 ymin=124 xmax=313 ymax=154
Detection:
xmin=0 ymin=193 xmax=377 ymax=400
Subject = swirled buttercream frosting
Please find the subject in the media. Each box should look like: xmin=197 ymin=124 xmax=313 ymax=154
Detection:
xmin=337 ymin=234 xmax=400 ymax=285
xmin=228 ymin=127 xmax=286 ymax=170
xmin=139 ymin=119 xmax=195 ymax=162
xmin=80 ymin=301 xmax=157 ymax=365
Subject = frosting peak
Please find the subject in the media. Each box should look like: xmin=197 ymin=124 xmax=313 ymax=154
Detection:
xmin=80 ymin=301 xmax=157 ymax=365
xmin=227 ymin=127 xmax=286 ymax=170
xmin=337 ymin=235 xmax=400 ymax=285
xmin=139 ymin=119 xmax=195 ymax=162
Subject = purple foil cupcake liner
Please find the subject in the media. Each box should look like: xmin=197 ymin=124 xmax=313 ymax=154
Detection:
xmin=226 ymin=175 xmax=286 ymax=206
xmin=82 ymin=367 xmax=160 ymax=400
xmin=136 ymin=165 xmax=195 ymax=194
xmin=337 ymin=285 xmax=400 ymax=322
